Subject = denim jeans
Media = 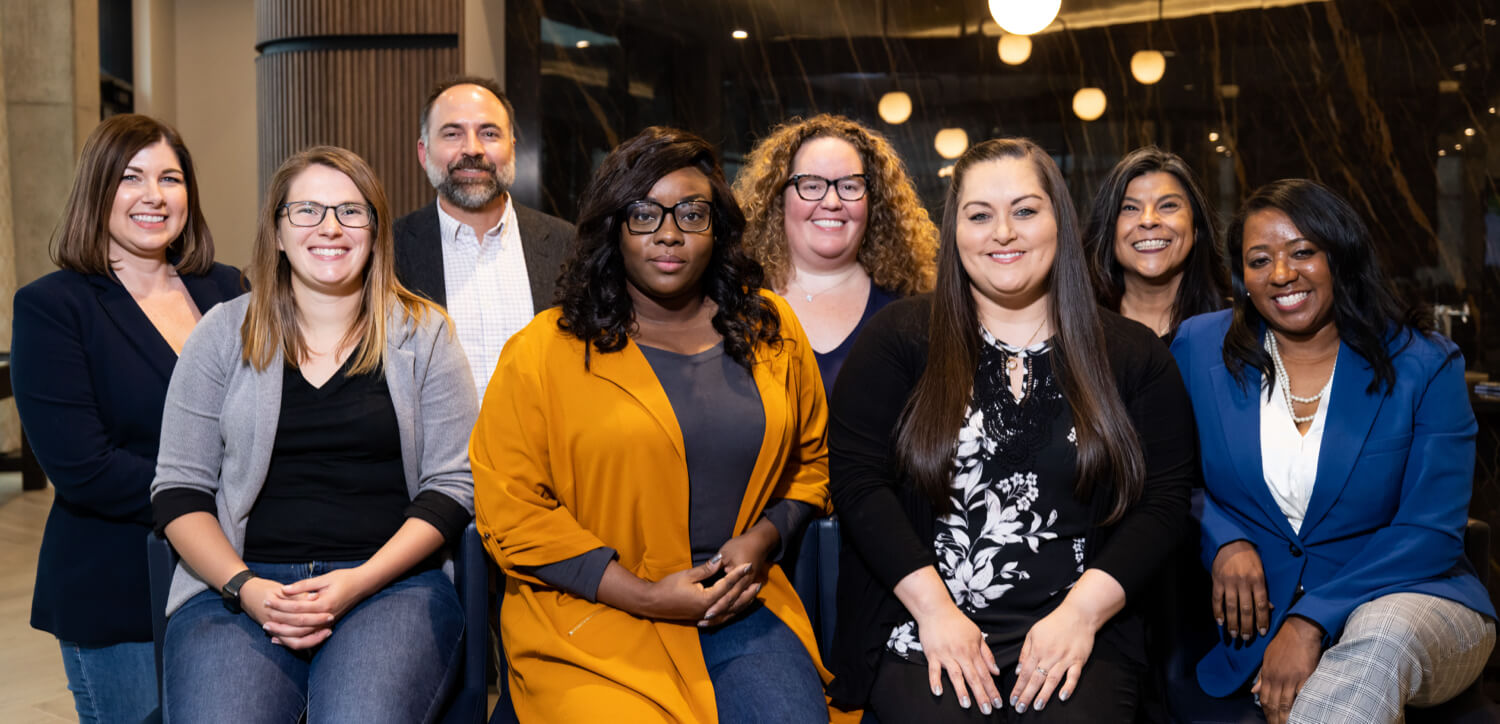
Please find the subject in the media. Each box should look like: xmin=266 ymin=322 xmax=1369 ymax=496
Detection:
xmin=57 ymin=639 xmax=160 ymax=723
xmin=162 ymin=561 xmax=462 ymax=724
xmin=698 ymin=603 xmax=826 ymax=724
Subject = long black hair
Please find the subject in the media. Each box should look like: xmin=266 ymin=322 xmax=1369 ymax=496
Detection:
xmin=555 ymin=126 xmax=781 ymax=367
xmin=1082 ymin=146 xmax=1229 ymax=331
xmin=1222 ymin=178 xmax=1432 ymax=395
xmin=896 ymin=138 xmax=1145 ymax=523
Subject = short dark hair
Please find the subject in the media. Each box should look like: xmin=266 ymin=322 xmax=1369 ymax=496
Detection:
xmin=555 ymin=126 xmax=781 ymax=369
xmin=418 ymin=76 xmax=517 ymax=143
xmin=1082 ymin=146 xmax=1228 ymax=332
xmin=1222 ymin=178 xmax=1433 ymax=395
xmin=52 ymin=114 xmax=215 ymax=275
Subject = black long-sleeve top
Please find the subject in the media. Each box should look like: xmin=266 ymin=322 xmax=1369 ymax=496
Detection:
xmin=825 ymin=295 xmax=1198 ymax=709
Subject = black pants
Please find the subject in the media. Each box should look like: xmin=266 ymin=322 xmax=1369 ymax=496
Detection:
xmin=866 ymin=643 xmax=1143 ymax=723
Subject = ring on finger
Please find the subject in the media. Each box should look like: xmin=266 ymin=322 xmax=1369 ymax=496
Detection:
xmin=1036 ymin=666 xmax=1047 ymax=676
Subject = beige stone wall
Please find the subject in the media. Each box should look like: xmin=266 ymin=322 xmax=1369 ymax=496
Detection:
xmin=0 ymin=15 xmax=17 ymax=454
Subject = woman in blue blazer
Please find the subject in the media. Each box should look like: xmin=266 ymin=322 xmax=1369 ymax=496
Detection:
xmin=1171 ymin=178 xmax=1494 ymax=724
xmin=10 ymin=114 xmax=242 ymax=722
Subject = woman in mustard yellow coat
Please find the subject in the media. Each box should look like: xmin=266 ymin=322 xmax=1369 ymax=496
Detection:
xmin=472 ymin=127 xmax=836 ymax=723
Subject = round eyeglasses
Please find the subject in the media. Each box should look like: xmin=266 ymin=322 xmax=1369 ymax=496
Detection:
xmin=279 ymin=201 xmax=374 ymax=228
xmin=785 ymin=174 xmax=868 ymax=202
xmin=623 ymin=200 xmax=713 ymax=235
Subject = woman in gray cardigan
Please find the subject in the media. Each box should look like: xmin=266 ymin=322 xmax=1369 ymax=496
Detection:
xmin=150 ymin=146 xmax=477 ymax=723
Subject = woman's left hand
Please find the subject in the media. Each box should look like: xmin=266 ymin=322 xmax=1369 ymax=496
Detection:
xmin=701 ymin=522 xmax=780 ymax=626
xmin=1009 ymin=602 xmax=1097 ymax=714
xmin=1253 ymin=616 xmax=1323 ymax=724
xmin=262 ymin=567 xmax=377 ymax=647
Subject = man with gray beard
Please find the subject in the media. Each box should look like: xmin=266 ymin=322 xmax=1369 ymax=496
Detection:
xmin=394 ymin=76 xmax=573 ymax=399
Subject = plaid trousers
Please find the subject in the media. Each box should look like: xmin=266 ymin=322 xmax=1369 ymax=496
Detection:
xmin=1288 ymin=592 xmax=1494 ymax=724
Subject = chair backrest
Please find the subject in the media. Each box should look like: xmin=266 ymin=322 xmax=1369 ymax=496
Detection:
xmin=145 ymin=533 xmax=177 ymax=705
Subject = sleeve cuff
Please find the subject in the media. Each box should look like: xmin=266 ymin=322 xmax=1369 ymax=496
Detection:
xmin=522 ymin=547 xmax=618 ymax=602
xmin=405 ymin=490 xmax=473 ymax=545
xmin=152 ymin=488 xmax=217 ymax=536
xmin=761 ymin=499 xmax=819 ymax=562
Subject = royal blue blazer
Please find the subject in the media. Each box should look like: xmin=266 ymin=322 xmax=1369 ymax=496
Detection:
xmin=11 ymin=264 xmax=243 ymax=644
xmin=1171 ymin=310 xmax=1494 ymax=697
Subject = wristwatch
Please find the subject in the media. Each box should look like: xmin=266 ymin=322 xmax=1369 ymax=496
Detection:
xmin=220 ymin=569 xmax=256 ymax=614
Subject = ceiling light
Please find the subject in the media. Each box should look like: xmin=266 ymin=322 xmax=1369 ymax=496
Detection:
xmin=1438 ymin=149 xmax=1447 ymax=156
xmin=1130 ymin=50 xmax=1166 ymax=85
xmin=934 ymin=128 xmax=969 ymax=159
xmin=1464 ymin=127 xmax=1475 ymax=137
xmin=1215 ymin=145 xmax=1226 ymax=153
xmin=988 ymin=0 xmax=1060 ymax=35
xmin=998 ymin=34 xmax=1032 ymax=65
xmin=1072 ymin=88 xmax=1106 ymax=121
xmin=1455 ymin=144 xmax=1463 ymax=151
xmin=878 ymin=92 xmax=913 ymax=125
xmin=1209 ymin=131 xmax=1220 ymax=142
xmin=575 ymin=40 xmax=590 ymax=49
xmin=731 ymin=29 xmax=748 ymax=40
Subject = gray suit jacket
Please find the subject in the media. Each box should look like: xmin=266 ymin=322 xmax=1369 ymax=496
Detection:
xmin=392 ymin=200 xmax=574 ymax=311
xmin=151 ymin=294 xmax=478 ymax=615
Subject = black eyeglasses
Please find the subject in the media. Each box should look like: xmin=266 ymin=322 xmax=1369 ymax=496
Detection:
xmin=785 ymin=174 xmax=868 ymax=202
xmin=279 ymin=201 xmax=374 ymax=229
xmin=622 ymin=200 xmax=713 ymax=234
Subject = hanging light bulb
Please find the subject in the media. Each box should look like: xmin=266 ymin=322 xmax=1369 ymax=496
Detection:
xmin=934 ymin=128 xmax=969 ymax=159
xmin=988 ymin=0 xmax=1060 ymax=36
xmin=1130 ymin=50 xmax=1166 ymax=84
xmin=998 ymin=34 xmax=1032 ymax=65
xmin=1072 ymin=88 xmax=1107 ymax=121
xmin=878 ymin=92 xmax=913 ymax=125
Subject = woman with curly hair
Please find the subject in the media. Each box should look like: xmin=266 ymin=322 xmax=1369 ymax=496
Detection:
xmin=472 ymin=126 xmax=837 ymax=722
xmin=1082 ymin=146 xmax=1229 ymax=341
xmin=735 ymin=113 xmax=937 ymax=390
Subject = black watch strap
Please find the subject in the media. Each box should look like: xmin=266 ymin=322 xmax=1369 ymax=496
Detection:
xmin=220 ymin=569 xmax=256 ymax=613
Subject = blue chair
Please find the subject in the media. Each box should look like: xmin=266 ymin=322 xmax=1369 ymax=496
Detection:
xmin=148 ymin=523 xmax=491 ymax=723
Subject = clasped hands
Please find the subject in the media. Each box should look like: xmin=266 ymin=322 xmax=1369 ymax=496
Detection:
xmin=1211 ymin=541 xmax=1323 ymax=724
xmin=640 ymin=521 xmax=779 ymax=627
xmin=241 ymin=567 xmax=376 ymax=650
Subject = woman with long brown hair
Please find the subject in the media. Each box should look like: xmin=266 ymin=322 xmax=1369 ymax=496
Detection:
xmin=10 ymin=114 xmax=241 ymax=722
xmin=827 ymin=138 xmax=1195 ymax=721
xmin=150 ymin=146 xmax=475 ymax=722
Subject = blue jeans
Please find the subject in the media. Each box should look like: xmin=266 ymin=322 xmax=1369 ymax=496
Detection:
xmin=163 ymin=561 xmax=462 ymax=724
xmin=698 ymin=604 xmax=826 ymax=724
xmin=57 ymin=639 xmax=160 ymax=723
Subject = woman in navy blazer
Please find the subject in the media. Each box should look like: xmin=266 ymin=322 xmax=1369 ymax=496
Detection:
xmin=10 ymin=114 xmax=241 ymax=723
xmin=1171 ymin=179 xmax=1493 ymax=724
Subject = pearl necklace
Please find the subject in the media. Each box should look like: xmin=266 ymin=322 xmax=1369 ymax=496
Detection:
xmin=1266 ymin=332 xmax=1336 ymax=425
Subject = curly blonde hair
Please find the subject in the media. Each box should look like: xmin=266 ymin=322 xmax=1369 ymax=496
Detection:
xmin=734 ymin=114 xmax=937 ymax=295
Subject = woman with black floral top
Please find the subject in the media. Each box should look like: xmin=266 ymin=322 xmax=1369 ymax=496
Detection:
xmin=826 ymin=138 xmax=1197 ymax=722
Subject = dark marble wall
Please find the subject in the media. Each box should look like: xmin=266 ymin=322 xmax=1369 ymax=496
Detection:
xmin=508 ymin=0 xmax=1495 ymax=362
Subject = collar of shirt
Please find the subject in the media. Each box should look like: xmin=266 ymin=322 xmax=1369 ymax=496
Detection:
xmin=435 ymin=194 xmax=515 ymax=250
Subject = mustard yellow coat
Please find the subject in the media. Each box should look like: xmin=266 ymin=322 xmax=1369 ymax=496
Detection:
xmin=473 ymin=293 xmax=838 ymax=723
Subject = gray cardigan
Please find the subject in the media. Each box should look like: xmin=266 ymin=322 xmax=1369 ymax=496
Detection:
xmin=150 ymin=294 xmax=478 ymax=615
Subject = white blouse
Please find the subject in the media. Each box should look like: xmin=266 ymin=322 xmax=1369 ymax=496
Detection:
xmin=1259 ymin=365 xmax=1335 ymax=534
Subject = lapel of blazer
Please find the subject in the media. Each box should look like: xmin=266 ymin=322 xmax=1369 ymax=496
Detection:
xmin=588 ymin=339 xmax=686 ymax=460
xmin=513 ymin=203 xmax=559 ymax=310
xmin=383 ymin=320 xmax=419 ymax=493
xmin=398 ymin=203 xmax=447 ymax=307
xmin=1209 ymin=360 xmax=1301 ymax=541
xmin=248 ymin=344 xmax=285 ymax=506
xmin=89 ymin=274 xmax=177 ymax=381
xmin=1299 ymin=342 xmax=1385 ymax=536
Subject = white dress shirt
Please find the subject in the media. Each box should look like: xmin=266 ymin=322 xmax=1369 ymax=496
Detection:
xmin=1259 ymin=365 xmax=1335 ymax=534
xmin=436 ymin=198 xmax=534 ymax=400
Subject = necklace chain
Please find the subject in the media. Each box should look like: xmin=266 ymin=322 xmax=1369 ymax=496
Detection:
xmin=1266 ymin=332 xmax=1336 ymax=424
xmin=788 ymin=270 xmax=861 ymax=302
xmin=1002 ymin=318 xmax=1048 ymax=372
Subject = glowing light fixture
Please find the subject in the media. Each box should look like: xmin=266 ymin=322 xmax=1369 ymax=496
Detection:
xmin=1455 ymin=143 xmax=1463 ymax=151
xmin=988 ymin=0 xmax=1060 ymax=35
xmin=998 ymin=34 xmax=1032 ymax=65
xmin=878 ymin=92 xmax=913 ymax=125
xmin=731 ymin=29 xmax=748 ymax=40
xmin=1464 ymin=127 xmax=1476 ymax=137
xmin=1072 ymin=88 xmax=1107 ymax=121
xmin=575 ymin=40 xmax=590 ymax=49
xmin=1438 ymin=149 xmax=1447 ymax=157
xmin=934 ymin=128 xmax=970 ymax=159
xmin=1131 ymin=50 xmax=1166 ymax=85
xmin=1208 ymin=131 xmax=1220 ymax=142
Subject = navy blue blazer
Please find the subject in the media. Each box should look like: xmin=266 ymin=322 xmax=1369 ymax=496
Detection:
xmin=11 ymin=264 xmax=243 ymax=644
xmin=1171 ymin=310 xmax=1494 ymax=697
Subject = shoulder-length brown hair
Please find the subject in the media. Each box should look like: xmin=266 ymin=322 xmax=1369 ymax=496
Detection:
xmin=52 ymin=114 xmax=215 ymax=275
xmin=241 ymin=146 xmax=444 ymax=374
xmin=897 ymin=138 xmax=1145 ymax=524
xmin=734 ymin=114 xmax=937 ymax=295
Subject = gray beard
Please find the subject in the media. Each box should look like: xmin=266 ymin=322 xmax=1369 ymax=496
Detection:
xmin=425 ymin=157 xmax=516 ymax=211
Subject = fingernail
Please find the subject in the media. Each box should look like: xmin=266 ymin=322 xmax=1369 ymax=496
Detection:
xmin=993 ymin=697 xmax=1004 ymax=709
xmin=979 ymin=701 xmax=991 ymax=715
xmin=1216 ymin=618 xmax=1224 ymax=626
xmin=932 ymin=685 xmax=942 ymax=697
xmin=742 ymin=564 xmax=752 ymax=574
xmin=710 ymin=554 xmax=723 ymax=564
xmin=1035 ymin=697 xmax=1045 ymax=711
xmin=1016 ymin=702 xmax=1027 ymax=714
xmin=326 ymin=614 xmax=335 ymax=623
xmin=959 ymin=696 xmax=970 ymax=709
xmin=1060 ymin=690 xmax=1070 ymax=701
xmin=1014 ymin=664 xmax=1021 ymax=675
xmin=1241 ymin=633 xmax=1251 ymax=641
xmin=1228 ymin=629 xmax=1237 ymax=637
xmin=1009 ymin=695 xmax=1018 ymax=707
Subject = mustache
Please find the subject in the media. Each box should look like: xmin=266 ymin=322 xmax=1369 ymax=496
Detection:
xmin=448 ymin=155 xmax=497 ymax=174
